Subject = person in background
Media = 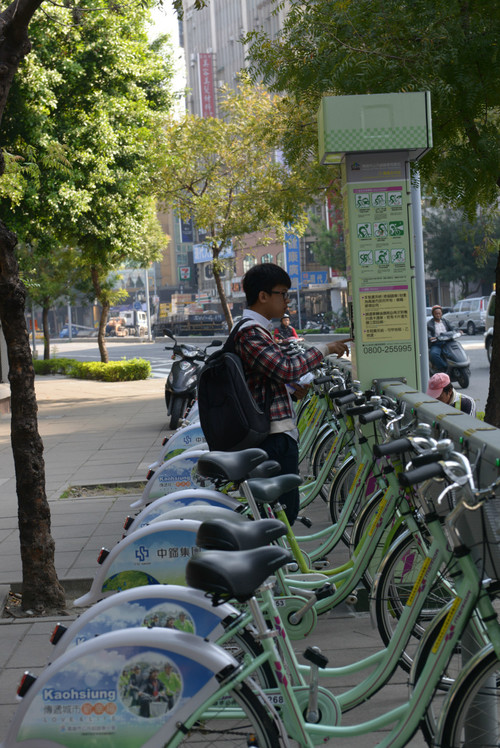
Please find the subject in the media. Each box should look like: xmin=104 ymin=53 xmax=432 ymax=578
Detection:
xmin=427 ymin=305 xmax=456 ymax=372
xmin=274 ymin=314 xmax=303 ymax=343
xmin=234 ymin=263 xmax=350 ymax=525
xmin=426 ymin=372 xmax=476 ymax=416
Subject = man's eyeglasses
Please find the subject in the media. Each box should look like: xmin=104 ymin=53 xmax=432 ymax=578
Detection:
xmin=270 ymin=291 xmax=290 ymax=301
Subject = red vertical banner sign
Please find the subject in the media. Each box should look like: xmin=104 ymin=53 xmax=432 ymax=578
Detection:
xmin=198 ymin=53 xmax=216 ymax=118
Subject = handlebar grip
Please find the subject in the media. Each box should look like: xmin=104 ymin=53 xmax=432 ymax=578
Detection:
xmin=345 ymin=404 xmax=375 ymax=417
xmin=410 ymin=451 xmax=443 ymax=468
xmin=398 ymin=462 xmax=444 ymax=487
xmin=335 ymin=393 xmax=358 ymax=407
xmin=313 ymin=375 xmax=336 ymax=385
xmin=328 ymin=387 xmax=354 ymax=398
xmin=373 ymin=438 xmax=412 ymax=458
xmin=358 ymin=408 xmax=385 ymax=424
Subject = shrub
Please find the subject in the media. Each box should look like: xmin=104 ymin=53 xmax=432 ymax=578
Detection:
xmin=33 ymin=357 xmax=151 ymax=381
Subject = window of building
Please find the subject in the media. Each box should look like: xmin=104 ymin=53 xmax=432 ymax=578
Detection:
xmin=276 ymin=251 xmax=285 ymax=268
xmin=243 ymin=254 xmax=257 ymax=273
xmin=261 ymin=253 xmax=273 ymax=264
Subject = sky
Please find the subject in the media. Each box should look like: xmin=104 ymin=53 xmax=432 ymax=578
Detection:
xmin=149 ymin=2 xmax=186 ymax=100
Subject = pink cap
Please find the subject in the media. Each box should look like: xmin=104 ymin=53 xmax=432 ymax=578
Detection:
xmin=426 ymin=372 xmax=451 ymax=397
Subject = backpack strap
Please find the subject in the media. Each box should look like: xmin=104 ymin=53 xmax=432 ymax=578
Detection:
xmin=224 ymin=317 xmax=273 ymax=418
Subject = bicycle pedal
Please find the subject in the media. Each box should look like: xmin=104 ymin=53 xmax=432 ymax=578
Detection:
xmin=346 ymin=592 xmax=358 ymax=605
xmin=313 ymin=559 xmax=330 ymax=570
xmin=297 ymin=515 xmax=312 ymax=528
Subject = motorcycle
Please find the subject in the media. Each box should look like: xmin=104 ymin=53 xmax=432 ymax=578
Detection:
xmin=429 ymin=330 xmax=471 ymax=389
xmin=304 ymin=313 xmax=331 ymax=333
xmin=164 ymin=330 xmax=222 ymax=430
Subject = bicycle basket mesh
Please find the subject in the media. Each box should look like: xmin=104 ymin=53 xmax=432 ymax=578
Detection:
xmin=456 ymin=497 xmax=500 ymax=582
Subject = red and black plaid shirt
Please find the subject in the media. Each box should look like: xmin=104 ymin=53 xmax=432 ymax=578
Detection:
xmin=233 ymin=321 xmax=324 ymax=423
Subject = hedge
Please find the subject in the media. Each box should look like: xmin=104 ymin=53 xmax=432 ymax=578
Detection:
xmin=33 ymin=357 xmax=152 ymax=382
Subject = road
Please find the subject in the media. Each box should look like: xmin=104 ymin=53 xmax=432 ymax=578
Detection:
xmin=40 ymin=333 xmax=490 ymax=415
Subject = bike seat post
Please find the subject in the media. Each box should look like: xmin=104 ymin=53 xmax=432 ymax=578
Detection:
xmin=240 ymin=479 xmax=264 ymax=520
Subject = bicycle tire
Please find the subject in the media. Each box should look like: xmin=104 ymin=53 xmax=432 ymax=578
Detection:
xmin=373 ymin=531 xmax=455 ymax=673
xmin=310 ymin=426 xmax=345 ymax=502
xmin=177 ymin=679 xmax=282 ymax=747
xmin=217 ymin=628 xmax=276 ymax=690
xmin=437 ymin=648 xmax=500 ymax=747
xmin=328 ymin=455 xmax=361 ymax=545
xmin=348 ymin=488 xmax=397 ymax=590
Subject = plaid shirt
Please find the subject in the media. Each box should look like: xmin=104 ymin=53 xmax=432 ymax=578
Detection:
xmin=233 ymin=319 xmax=324 ymax=423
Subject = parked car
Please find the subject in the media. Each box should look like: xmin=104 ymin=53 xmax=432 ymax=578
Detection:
xmin=59 ymin=325 xmax=80 ymax=339
xmin=444 ymin=296 xmax=489 ymax=335
xmin=484 ymin=291 xmax=496 ymax=363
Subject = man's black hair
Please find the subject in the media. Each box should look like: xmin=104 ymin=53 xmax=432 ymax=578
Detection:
xmin=242 ymin=263 xmax=291 ymax=307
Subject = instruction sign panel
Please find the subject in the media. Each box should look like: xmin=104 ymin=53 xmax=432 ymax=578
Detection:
xmin=343 ymin=153 xmax=421 ymax=389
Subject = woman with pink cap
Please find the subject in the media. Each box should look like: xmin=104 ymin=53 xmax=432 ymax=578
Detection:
xmin=426 ymin=372 xmax=476 ymax=416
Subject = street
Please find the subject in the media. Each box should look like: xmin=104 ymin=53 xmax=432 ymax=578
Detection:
xmin=38 ymin=333 xmax=490 ymax=415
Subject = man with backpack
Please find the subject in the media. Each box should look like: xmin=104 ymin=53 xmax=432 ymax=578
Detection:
xmin=231 ymin=263 xmax=350 ymax=525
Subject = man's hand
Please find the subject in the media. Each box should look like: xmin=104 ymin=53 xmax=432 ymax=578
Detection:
xmin=327 ymin=339 xmax=351 ymax=358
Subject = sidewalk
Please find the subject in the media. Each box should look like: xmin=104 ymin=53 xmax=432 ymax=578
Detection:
xmin=0 ymin=376 xmax=426 ymax=746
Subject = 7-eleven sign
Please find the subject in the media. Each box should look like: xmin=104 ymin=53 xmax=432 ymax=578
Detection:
xmin=179 ymin=266 xmax=191 ymax=281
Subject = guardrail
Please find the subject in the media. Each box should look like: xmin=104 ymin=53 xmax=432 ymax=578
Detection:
xmin=334 ymin=361 xmax=500 ymax=487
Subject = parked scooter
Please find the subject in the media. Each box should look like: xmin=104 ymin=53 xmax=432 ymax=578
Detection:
xmin=429 ymin=330 xmax=471 ymax=389
xmin=164 ymin=329 xmax=222 ymax=430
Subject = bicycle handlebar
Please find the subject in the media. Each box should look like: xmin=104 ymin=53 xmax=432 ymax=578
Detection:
xmin=399 ymin=462 xmax=444 ymax=487
xmin=345 ymin=404 xmax=375 ymax=417
xmin=373 ymin=438 xmax=412 ymax=458
xmin=410 ymin=450 xmax=443 ymax=468
xmin=358 ymin=408 xmax=385 ymax=424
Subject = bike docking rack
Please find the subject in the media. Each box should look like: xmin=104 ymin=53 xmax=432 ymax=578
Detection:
xmin=331 ymin=359 xmax=500 ymax=484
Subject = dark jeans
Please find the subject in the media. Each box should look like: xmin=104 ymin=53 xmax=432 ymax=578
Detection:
xmin=429 ymin=343 xmax=447 ymax=371
xmin=258 ymin=432 xmax=300 ymax=525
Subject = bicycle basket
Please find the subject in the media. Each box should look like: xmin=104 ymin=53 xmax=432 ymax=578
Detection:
xmin=456 ymin=497 xmax=500 ymax=582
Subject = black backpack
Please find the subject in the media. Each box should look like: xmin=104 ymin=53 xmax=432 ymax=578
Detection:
xmin=197 ymin=319 xmax=271 ymax=451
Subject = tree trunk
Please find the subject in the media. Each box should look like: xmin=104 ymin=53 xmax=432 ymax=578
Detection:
xmin=484 ymin=250 xmax=500 ymax=427
xmin=0 ymin=0 xmax=66 ymax=612
xmin=0 ymin=221 xmax=66 ymax=612
xmin=212 ymin=258 xmax=234 ymax=330
xmin=90 ymin=266 xmax=109 ymax=363
xmin=42 ymin=303 xmax=50 ymax=359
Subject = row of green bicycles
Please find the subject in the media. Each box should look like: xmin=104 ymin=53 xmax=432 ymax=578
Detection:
xmin=2 ymin=361 xmax=500 ymax=747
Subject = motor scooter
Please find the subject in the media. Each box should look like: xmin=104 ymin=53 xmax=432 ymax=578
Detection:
xmin=429 ymin=330 xmax=471 ymax=389
xmin=164 ymin=330 xmax=222 ymax=430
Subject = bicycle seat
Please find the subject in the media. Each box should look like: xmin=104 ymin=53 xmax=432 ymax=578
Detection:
xmin=247 ymin=474 xmax=302 ymax=506
xmin=186 ymin=546 xmax=293 ymax=602
xmin=197 ymin=448 xmax=269 ymax=482
xmin=248 ymin=460 xmax=281 ymax=479
xmin=196 ymin=517 xmax=287 ymax=551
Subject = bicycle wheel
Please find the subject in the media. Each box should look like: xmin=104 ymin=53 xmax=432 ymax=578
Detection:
xmin=328 ymin=455 xmax=364 ymax=545
xmin=224 ymin=628 xmax=276 ymax=689
xmin=178 ymin=679 xmax=282 ymax=747
xmin=438 ymin=648 xmax=500 ymax=747
xmin=309 ymin=424 xmax=348 ymax=503
xmin=373 ymin=531 xmax=455 ymax=672
xmin=411 ymin=605 xmax=490 ymax=746
xmin=349 ymin=488 xmax=400 ymax=590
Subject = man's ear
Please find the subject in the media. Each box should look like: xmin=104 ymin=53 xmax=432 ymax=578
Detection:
xmin=258 ymin=290 xmax=270 ymax=304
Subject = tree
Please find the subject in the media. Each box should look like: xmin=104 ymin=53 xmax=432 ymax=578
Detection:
xmin=244 ymin=0 xmax=500 ymax=425
xmin=424 ymin=210 xmax=499 ymax=298
xmin=0 ymin=0 xmax=174 ymax=612
xmin=158 ymin=77 xmax=331 ymax=327
xmin=17 ymin=242 xmax=94 ymax=359
xmin=2 ymin=1 xmax=174 ymax=363
xmin=307 ymin=215 xmax=345 ymax=274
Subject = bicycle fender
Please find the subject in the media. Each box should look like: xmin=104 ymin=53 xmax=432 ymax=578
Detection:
xmin=1 ymin=629 xmax=237 ymax=748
